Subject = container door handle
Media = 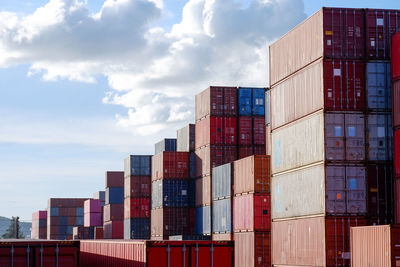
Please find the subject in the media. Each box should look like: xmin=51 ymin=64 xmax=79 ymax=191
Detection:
xmin=167 ymin=244 xmax=170 ymax=267
xmin=55 ymin=244 xmax=59 ymax=267
xmin=182 ymin=244 xmax=186 ymax=267
xmin=26 ymin=245 xmax=30 ymax=267
xmin=195 ymin=244 xmax=199 ymax=267
xmin=210 ymin=243 xmax=214 ymax=267
xmin=10 ymin=245 xmax=14 ymax=267
xmin=40 ymin=245 xmax=43 ymax=267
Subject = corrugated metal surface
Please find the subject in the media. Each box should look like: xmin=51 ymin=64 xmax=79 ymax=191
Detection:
xmin=212 ymin=163 xmax=232 ymax=200
xmin=394 ymin=81 xmax=400 ymax=129
xmin=105 ymin=171 xmax=124 ymax=188
xmin=152 ymin=179 xmax=189 ymax=208
xmin=365 ymin=9 xmax=400 ymax=59
xmin=366 ymin=61 xmax=391 ymax=110
xmin=123 ymin=218 xmax=150 ymax=239
xmin=195 ymin=145 xmax=237 ymax=177
xmin=103 ymin=204 xmax=123 ymax=221
xmin=124 ymin=175 xmax=151 ymax=198
xmin=253 ymin=117 xmax=265 ymax=145
xmin=233 ymin=194 xmax=270 ymax=232
xmin=155 ymin=138 xmax=177 ymax=155
xmin=212 ymin=198 xmax=231 ymax=234
xmin=195 ymin=86 xmax=237 ymax=121
xmin=271 ymin=111 xmax=324 ymax=175
xmin=195 ymin=116 xmax=237 ymax=148
xmin=234 ymin=155 xmax=270 ymax=195
xmin=265 ymin=89 xmax=270 ymax=125
xmin=238 ymin=116 xmax=252 ymax=145
xmin=272 ymin=163 xmax=325 ymax=220
xmin=265 ymin=124 xmax=271 ymax=155
xmin=238 ymin=88 xmax=252 ymax=116
xmin=212 ymin=233 xmax=231 ymax=241
xmin=103 ymin=220 xmax=123 ymax=239
xmin=252 ymin=88 xmax=265 ymax=116
xmin=177 ymin=124 xmax=195 ymax=152
xmin=84 ymin=212 xmax=102 ymax=227
xmin=234 ymin=232 xmax=271 ymax=267
xmin=84 ymin=199 xmax=101 ymax=213
xmin=195 ymin=175 xmax=211 ymax=206
xmin=195 ymin=206 xmax=211 ymax=235
xmin=124 ymin=197 xmax=150 ymax=219
xmin=395 ymin=130 xmax=400 ymax=177
xmin=396 ymin=179 xmax=400 ymax=223
xmin=152 ymin=152 xmax=189 ymax=180
xmin=392 ymin=32 xmax=400 ymax=81
xmin=105 ymin=187 xmax=124 ymax=204
xmin=124 ymin=155 xmax=152 ymax=177
xmin=151 ymin=208 xmax=194 ymax=239
xmin=367 ymin=113 xmax=393 ymax=161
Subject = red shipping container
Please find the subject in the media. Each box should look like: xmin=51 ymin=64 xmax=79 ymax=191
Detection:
xmin=152 ymin=152 xmax=189 ymax=181
xmin=195 ymin=86 xmax=237 ymax=121
xmin=396 ymin=179 xmax=400 ymax=224
xmin=80 ymin=240 xmax=234 ymax=267
xmin=234 ymin=232 xmax=270 ymax=267
xmin=223 ymin=117 xmax=237 ymax=145
xmin=151 ymin=208 xmax=195 ymax=239
xmin=105 ymin=171 xmax=124 ymax=188
xmin=394 ymin=81 xmax=400 ymax=128
xmin=233 ymin=194 xmax=270 ymax=232
xmin=366 ymin=9 xmax=400 ymax=59
xmin=253 ymin=146 xmax=266 ymax=156
xmin=238 ymin=146 xmax=253 ymax=159
xmin=104 ymin=204 xmax=124 ymax=222
xmin=395 ymin=130 xmax=400 ymax=177
xmin=238 ymin=116 xmax=252 ymax=145
xmin=195 ymin=116 xmax=237 ymax=148
xmin=94 ymin=227 xmax=103 ymax=239
xmin=0 ymin=240 xmax=79 ymax=267
xmin=392 ymin=32 xmax=400 ymax=81
xmin=58 ymin=207 xmax=76 ymax=217
xmin=195 ymin=145 xmax=237 ymax=177
xmin=124 ymin=197 xmax=150 ymax=219
xmin=124 ymin=176 xmax=151 ymax=198
xmin=49 ymin=216 xmax=59 ymax=226
xmin=253 ymin=117 xmax=265 ymax=145
xmin=67 ymin=216 xmax=76 ymax=225
xmin=103 ymin=220 xmax=123 ymax=239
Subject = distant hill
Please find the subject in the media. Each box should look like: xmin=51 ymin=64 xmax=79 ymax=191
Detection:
xmin=0 ymin=216 xmax=32 ymax=239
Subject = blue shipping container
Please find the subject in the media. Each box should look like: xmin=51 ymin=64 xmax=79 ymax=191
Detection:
xmin=106 ymin=187 xmax=124 ymax=204
xmin=238 ymin=88 xmax=252 ymax=116
xmin=58 ymin=216 xmax=68 ymax=226
xmin=189 ymin=152 xmax=196 ymax=178
xmin=195 ymin=206 xmax=211 ymax=235
xmin=124 ymin=218 xmax=150 ymax=240
xmin=58 ymin=225 xmax=67 ymax=234
xmin=76 ymin=216 xmax=84 ymax=226
xmin=152 ymin=180 xmax=189 ymax=208
xmin=188 ymin=179 xmax=196 ymax=207
xmin=67 ymin=226 xmax=74 ymax=235
xmin=50 ymin=207 xmax=59 ymax=216
xmin=155 ymin=138 xmax=177 ymax=155
xmin=252 ymin=88 xmax=265 ymax=116
xmin=366 ymin=61 xmax=391 ymax=110
xmin=212 ymin=198 xmax=231 ymax=234
xmin=76 ymin=207 xmax=84 ymax=216
xmin=93 ymin=191 xmax=105 ymax=202
xmin=125 ymin=155 xmax=152 ymax=176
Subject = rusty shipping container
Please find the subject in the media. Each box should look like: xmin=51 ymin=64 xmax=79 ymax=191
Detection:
xmin=152 ymin=151 xmax=189 ymax=180
xmin=272 ymin=216 xmax=367 ymax=267
xmin=392 ymin=32 xmax=400 ymax=81
xmin=351 ymin=225 xmax=400 ymax=267
xmin=234 ymin=155 xmax=270 ymax=195
xmin=269 ymin=7 xmax=364 ymax=86
xmin=394 ymin=81 xmax=400 ymax=129
xmin=195 ymin=86 xmax=237 ymax=121
xmin=234 ymin=232 xmax=271 ymax=267
xmin=80 ymin=240 xmax=234 ymax=267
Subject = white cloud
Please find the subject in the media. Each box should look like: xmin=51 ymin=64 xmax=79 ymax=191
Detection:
xmin=0 ymin=0 xmax=306 ymax=135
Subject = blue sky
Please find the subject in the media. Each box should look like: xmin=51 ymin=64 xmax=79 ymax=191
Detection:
xmin=0 ymin=0 xmax=399 ymax=221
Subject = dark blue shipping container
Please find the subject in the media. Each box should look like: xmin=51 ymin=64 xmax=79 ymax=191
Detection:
xmin=189 ymin=152 xmax=196 ymax=178
xmin=76 ymin=207 xmax=84 ymax=216
xmin=212 ymin=198 xmax=231 ymax=234
xmin=106 ymin=187 xmax=124 ymax=204
xmin=58 ymin=234 xmax=67 ymax=240
xmin=124 ymin=155 xmax=152 ymax=176
xmin=195 ymin=206 xmax=211 ymax=235
xmin=67 ymin=226 xmax=74 ymax=235
xmin=39 ymin=219 xmax=47 ymax=228
xmin=188 ymin=179 xmax=196 ymax=207
xmin=50 ymin=207 xmax=59 ymax=216
xmin=59 ymin=225 xmax=67 ymax=234
xmin=252 ymin=88 xmax=265 ymax=116
xmin=238 ymin=88 xmax=252 ymax=116
xmin=124 ymin=218 xmax=150 ymax=239
xmin=76 ymin=216 xmax=84 ymax=226
xmin=152 ymin=180 xmax=190 ymax=208
xmin=59 ymin=216 xmax=68 ymax=226
xmin=155 ymin=138 xmax=177 ymax=155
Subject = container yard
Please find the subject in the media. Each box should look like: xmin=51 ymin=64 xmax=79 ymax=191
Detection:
xmin=1 ymin=5 xmax=400 ymax=267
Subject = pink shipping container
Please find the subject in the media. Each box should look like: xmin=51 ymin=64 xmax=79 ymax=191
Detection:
xmin=269 ymin=7 xmax=364 ymax=86
xmin=195 ymin=116 xmax=237 ymax=148
xmin=195 ymin=145 xmax=237 ymax=177
xmin=151 ymin=208 xmax=195 ymax=239
xmin=365 ymin=9 xmax=400 ymax=59
xmin=84 ymin=213 xmax=102 ymax=227
xmin=79 ymin=240 xmax=234 ymax=267
xmin=234 ymin=232 xmax=271 ymax=267
xmin=103 ymin=204 xmax=124 ymax=221
xmin=124 ymin=197 xmax=150 ymax=219
xmin=84 ymin=199 xmax=101 ymax=214
xmin=394 ymin=81 xmax=400 ymax=129
xmin=152 ymin=152 xmax=189 ymax=181
xmin=124 ymin=175 xmax=151 ymax=198
xmin=195 ymin=86 xmax=237 ymax=121
xmin=105 ymin=171 xmax=124 ymax=188
xmin=233 ymin=194 xmax=270 ymax=232
xmin=195 ymin=175 xmax=211 ymax=206
xmin=351 ymin=225 xmax=400 ymax=267
xmin=234 ymin=155 xmax=271 ymax=195
xmin=103 ymin=220 xmax=123 ymax=239
xmin=396 ymin=130 xmax=400 ymax=177
xmin=392 ymin=32 xmax=400 ymax=81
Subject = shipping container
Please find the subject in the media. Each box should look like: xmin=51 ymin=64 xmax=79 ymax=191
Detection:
xmin=84 ymin=212 xmax=102 ymax=227
xmin=212 ymin=163 xmax=232 ymax=200
xmin=155 ymin=138 xmax=177 ymax=155
xmin=93 ymin=191 xmax=105 ymax=202
xmin=394 ymin=80 xmax=400 ymax=128
xmin=177 ymin=124 xmax=195 ymax=152
xmin=105 ymin=171 xmax=124 ymax=188
xmin=195 ymin=206 xmax=211 ymax=235
xmin=0 ymin=240 xmax=79 ymax=267
xmin=234 ymin=155 xmax=270 ymax=195
xmin=233 ymin=194 xmax=270 ymax=232
xmin=351 ymin=225 xmax=400 ymax=267
xmin=124 ymin=218 xmax=150 ymax=239
xmin=124 ymin=175 xmax=151 ymax=198
xmin=238 ymin=116 xmax=252 ymax=145
xmin=269 ymin=7 xmax=364 ymax=86
xmin=94 ymin=227 xmax=103 ymax=239
xmin=195 ymin=86 xmax=237 ymax=121
xmin=168 ymin=235 xmax=211 ymax=241
xmin=265 ymin=89 xmax=270 ymax=125
xmin=103 ymin=204 xmax=124 ymax=221
xmin=212 ymin=233 xmax=231 ymax=241
xmin=195 ymin=145 xmax=237 ymax=177
xmin=152 ymin=151 xmax=189 ymax=180
xmin=238 ymin=87 xmax=265 ymax=116
xmin=195 ymin=116 xmax=237 ymax=148
xmin=195 ymin=175 xmax=211 ymax=206
xmin=395 ymin=129 xmax=400 ymax=177
xmin=366 ymin=61 xmax=391 ymax=110
xmin=272 ymin=216 xmax=367 ymax=267
xmin=212 ymin=198 xmax=231 ymax=234
xmin=84 ymin=199 xmax=101 ymax=214
xmin=365 ymin=9 xmax=400 ymax=59
xmin=73 ymin=226 xmax=94 ymax=240
xmin=189 ymin=152 xmax=196 ymax=178
xmin=234 ymin=232 xmax=271 ymax=267
xmin=152 ymin=179 xmax=190 ymax=208
xmin=151 ymin=208 xmax=195 ymax=239
xmin=79 ymin=240 xmax=234 ymax=267
xmin=265 ymin=124 xmax=271 ymax=155
xmin=105 ymin=187 xmax=124 ymax=204
xmin=392 ymin=32 xmax=400 ymax=81
xmin=124 ymin=197 xmax=150 ymax=219
xmin=124 ymin=155 xmax=152 ymax=177
xmin=253 ymin=117 xmax=265 ymax=145
xmin=367 ymin=113 xmax=393 ymax=161
xmin=103 ymin=220 xmax=123 ymax=239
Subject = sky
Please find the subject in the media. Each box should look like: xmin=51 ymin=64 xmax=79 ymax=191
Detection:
xmin=0 ymin=0 xmax=399 ymax=221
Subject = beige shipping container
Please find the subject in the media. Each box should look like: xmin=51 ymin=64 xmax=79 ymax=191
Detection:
xmin=265 ymin=124 xmax=271 ymax=155
xmin=271 ymin=111 xmax=325 ymax=175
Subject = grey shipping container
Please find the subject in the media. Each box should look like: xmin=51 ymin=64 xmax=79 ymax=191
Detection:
xmin=212 ymin=198 xmax=231 ymax=234
xmin=177 ymin=124 xmax=195 ymax=152
xmin=124 ymin=155 xmax=152 ymax=177
xmin=212 ymin=163 xmax=232 ymax=200
xmin=367 ymin=113 xmax=393 ymax=161
xmin=154 ymin=139 xmax=177 ymax=155
xmin=366 ymin=61 xmax=391 ymax=110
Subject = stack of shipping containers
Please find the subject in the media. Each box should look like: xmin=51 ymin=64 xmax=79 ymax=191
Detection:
xmin=47 ymin=198 xmax=86 ymax=240
xmin=269 ymin=7 xmax=399 ymax=266
xmin=31 ymin=210 xmax=47 ymax=239
xmin=70 ymin=199 xmax=103 ymax=240
xmin=393 ymin=32 xmax=400 ymax=223
xmin=124 ymin=155 xmax=152 ymax=239
xmin=233 ymin=155 xmax=271 ymax=267
xmin=103 ymin=171 xmax=124 ymax=239
xmin=151 ymin=147 xmax=194 ymax=240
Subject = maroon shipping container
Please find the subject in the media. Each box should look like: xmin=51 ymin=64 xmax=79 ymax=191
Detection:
xmin=195 ymin=175 xmax=211 ymax=206
xmin=233 ymin=194 xmax=271 ymax=232
xmin=151 ymin=208 xmax=195 ymax=239
xmin=392 ymin=32 xmax=400 ymax=81
xmin=80 ymin=240 xmax=234 ymax=267
xmin=234 ymin=232 xmax=271 ymax=267
xmin=395 ymin=129 xmax=400 ymax=177
xmin=103 ymin=204 xmax=124 ymax=221
xmin=124 ymin=197 xmax=150 ymax=219
xmin=124 ymin=175 xmax=151 ymax=198
xmin=103 ymin=220 xmax=123 ymax=239
xmin=195 ymin=86 xmax=237 ymax=121
xmin=366 ymin=9 xmax=400 ymax=59
xmin=105 ymin=171 xmax=124 ymax=188
xmin=48 ymin=198 xmax=87 ymax=208
xmin=238 ymin=146 xmax=253 ymax=159
xmin=238 ymin=116 xmax=252 ymax=145
xmin=152 ymin=152 xmax=189 ymax=181
xmin=394 ymin=81 xmax=400 ymax=128
xmin=0 ymin=240 xmax=79 ymax=267
xmin=58 ymin=207 xmax=77 ymax=217
xmin=195 ymin=116 xmax=237 ymax=148
xmin=253 ymin=117 xmax=265 ymax=145
xmin=253 ymin=146 xmax=266 ymax=156
xmin=94 ymin=227 xmax=103 ymax=239
xmin=234 ymin=155 xmax=270 ymax=195
xmin=195 ymin=145 xmax=237 ymax=177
